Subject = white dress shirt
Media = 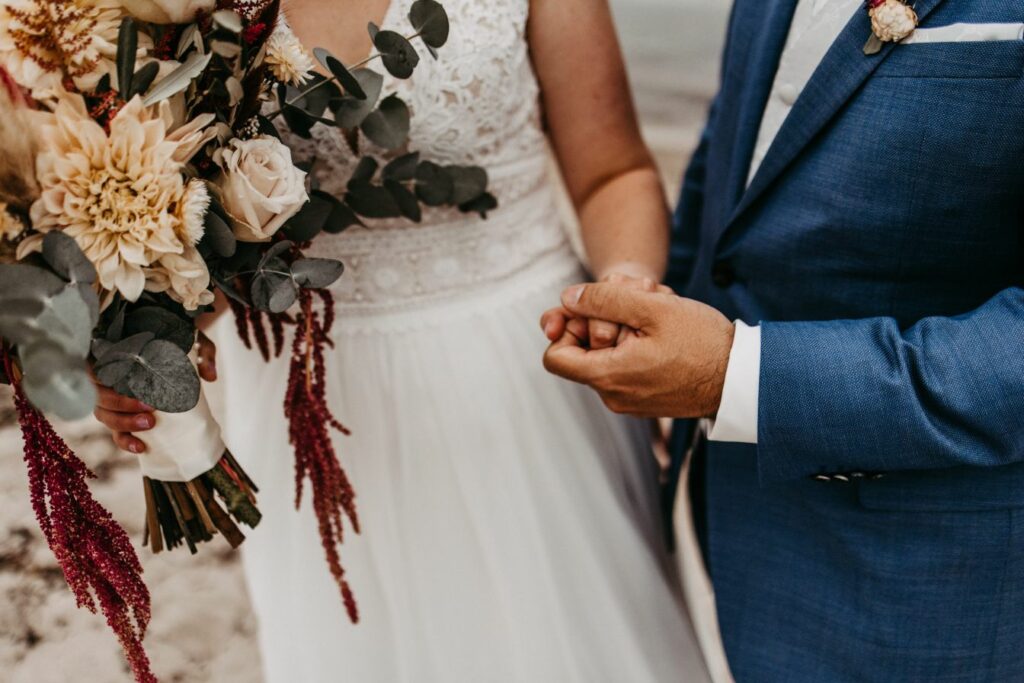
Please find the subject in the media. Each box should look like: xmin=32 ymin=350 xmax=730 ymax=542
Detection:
xmin=708 ymin=0 xmax=862 ymax=444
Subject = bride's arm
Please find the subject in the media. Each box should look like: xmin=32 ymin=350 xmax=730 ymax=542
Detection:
xmin=528 ymin=0 xmax=670 ymax=348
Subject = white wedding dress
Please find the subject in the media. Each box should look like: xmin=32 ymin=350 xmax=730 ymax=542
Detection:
xmin=209 ymin=1 xmax=708 ymax=680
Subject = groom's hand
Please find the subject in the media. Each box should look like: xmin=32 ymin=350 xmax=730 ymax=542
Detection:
xmin=543 ymin=283 xmax=735 ymax=418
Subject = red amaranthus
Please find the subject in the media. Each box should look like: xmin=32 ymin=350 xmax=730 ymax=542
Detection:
xmin=284 ymin=289 xmax=360 ymax=622
xmin=3 ymin=350 xmax=155 ymax=682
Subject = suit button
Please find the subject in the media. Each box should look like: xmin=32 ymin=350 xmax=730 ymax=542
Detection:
xmin=711 ymin=261 xmax=736 ymax=288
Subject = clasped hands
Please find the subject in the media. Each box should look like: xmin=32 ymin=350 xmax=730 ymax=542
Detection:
xmin=541 ymin=274 xmax=736 ymax=419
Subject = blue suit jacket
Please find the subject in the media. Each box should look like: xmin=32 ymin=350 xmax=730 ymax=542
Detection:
xmin=668 ymin=1 xmax=1024 ymax=680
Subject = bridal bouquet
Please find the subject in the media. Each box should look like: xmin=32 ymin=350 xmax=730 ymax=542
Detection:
xmin=0 ymin=0 xmax=492 ymax=679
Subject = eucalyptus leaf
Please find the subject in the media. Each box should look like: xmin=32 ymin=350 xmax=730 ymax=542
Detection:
xmin=105 ymin=304 xmax=126 ymax=343
xmin=42 ymin=232 xmax=96 ymax=284
xmin=251 ymin=258 xmax=298 ymax=313
xmin=259 ymin=240 xmax=295 ymax=267
xmin=284 ymin=193 xmax=333 ymax=242
xmin=116 ymin=17 xmax=138 ymax=98
xmin=330 ymin=69 xmax=384 ymax=129
xmin=383 ymin=152 xmax=420 ymax=181
xmin=284 ymin=74 xmax=337 ymax=118
xmin=143 ymin=52 xmax=212 ymax=106
xmin=373 ymin=30 xmax=420 ymax=79
xmin=291 ymin=258 xmax=345 ymax=289
xmin=350 ymin=157 xmax=379 ymax=183
xmin=0 ymin=263 xmax=65 ymax=302
xmin=414 ymin=161 xmax=453 ymax=206
xmin=313 ymin=48 xmax=367 ymax=100
xmin=447 ymin=165 xmax=489 ymax=205
xmin=20 ymin=343 xmax=96 ymax=421
xmin=203 ymin=208 xmax=237 ymax=258
xmin=360 ymin=94 xmax=410 ymax=149
xmin=345 ymin=180 xmax=402 ymax=218
xmin=123 ymin=306 xmax=196 ymax=354
xmin=409 ymin=0 xmax=450 ymax=49
xmin=0 ymin=272 xmax=96 ymax=359
xmin=93 ymin=332 xmax=152 ymax=388
xmin=323 ymin=195 xmax=362 ymax=234
xmin=460 ymin=191 xmax=498 ymax=218
xmin=385 ymin=180 xmax=422 ymax=222
xmin=121 ymin=339 xmax=200 ymax=413
xmin=256 ymin=115 xmax=282 ymax=139
xmin=33 ymin=286 xmax=97 ymax=357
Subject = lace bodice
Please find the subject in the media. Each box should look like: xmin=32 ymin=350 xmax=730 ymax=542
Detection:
xmin=285 ymin=0 xmax=574 ymax=314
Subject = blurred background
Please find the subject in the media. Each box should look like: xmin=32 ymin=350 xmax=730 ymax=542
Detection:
xmin=0 ymin=1 xmax=729 ymax=680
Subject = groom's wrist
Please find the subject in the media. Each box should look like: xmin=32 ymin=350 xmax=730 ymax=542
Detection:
xmin=701 ymin=321 xmax=735 ymax=417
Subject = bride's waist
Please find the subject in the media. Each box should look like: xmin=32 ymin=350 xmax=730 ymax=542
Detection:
xmin=309 ymin=191 xmax=574 ymax=313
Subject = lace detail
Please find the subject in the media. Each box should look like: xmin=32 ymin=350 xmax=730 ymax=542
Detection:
xmin=281 ymin=0 xmax=573 ymax=313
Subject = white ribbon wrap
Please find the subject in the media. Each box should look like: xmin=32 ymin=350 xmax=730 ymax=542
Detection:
xmin=131 ymin=352 xmax=226 ymax=482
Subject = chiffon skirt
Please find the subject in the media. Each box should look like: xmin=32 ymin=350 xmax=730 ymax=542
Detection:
xmin=208 ymin=248 xmax=709 ymax=682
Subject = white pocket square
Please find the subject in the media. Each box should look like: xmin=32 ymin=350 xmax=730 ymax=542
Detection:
xmin=902 ymin=22 xmax=1024 ymax=45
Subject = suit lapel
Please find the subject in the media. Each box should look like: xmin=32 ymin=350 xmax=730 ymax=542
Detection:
xmin=720 ymin=0 xmax=800 ymax=219
xmin=721 ymin=0 xmax=949 ymax=240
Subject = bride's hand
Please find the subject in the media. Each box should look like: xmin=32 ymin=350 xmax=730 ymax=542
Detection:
xmin=540 ymin=272 xmax=672 ymax=347
xmin=91 ymin=331 xmax=217 ymax=454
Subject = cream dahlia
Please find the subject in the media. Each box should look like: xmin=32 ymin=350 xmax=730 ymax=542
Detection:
xmin=29 ymin=93 xmax=215 ymax=308
xmin=264 ymin=20 xmax=314 ymax=86
xmin=0 ymin=0 xmax=145 ymax=97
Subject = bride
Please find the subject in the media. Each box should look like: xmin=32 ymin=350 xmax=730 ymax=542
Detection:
xmin=93 ymin=0 xmax=709 ymax=680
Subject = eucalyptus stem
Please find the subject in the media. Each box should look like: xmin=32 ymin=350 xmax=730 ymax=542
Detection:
xmin=266 ymin=30 xmax=424 ymax=121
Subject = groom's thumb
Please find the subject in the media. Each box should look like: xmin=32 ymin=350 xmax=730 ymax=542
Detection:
xmin=562 ymin=283 xmax=656 ymax=330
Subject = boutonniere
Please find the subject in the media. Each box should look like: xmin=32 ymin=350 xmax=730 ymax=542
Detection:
xmin=863 ymin=0 xmax=919 ymax=55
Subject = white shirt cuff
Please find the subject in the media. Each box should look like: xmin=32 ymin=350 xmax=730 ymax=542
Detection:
xmin=706 ymin=321 xmax=760 ymax=444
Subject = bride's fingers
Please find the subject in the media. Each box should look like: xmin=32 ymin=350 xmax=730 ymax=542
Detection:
xmin=541 ymin=307 xmax=571 ymax=341
xmin=196 ymin=330 xmax=218 ymax=382
xmin=95 ymin=383 xmax=153 ymax=413
xmin=589 ymin=318 xmax=621 ymax=350
xmin=566 ymin=316 xmax=590 ymax=343
xmin=114 ymin=431 xmax=147 ymax=454
xmin=94 ymin=407 xmax=156 ymax=433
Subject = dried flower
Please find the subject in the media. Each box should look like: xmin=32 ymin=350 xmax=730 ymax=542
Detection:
xmin=0 ymin=69 xmax=38 ymax=211
xmin=284 ymin=289 xmax=360 ymax=623
xmin=263 ymin=20 xmax=314 ymax=86
xmin=3 ymin=350 xmax=156 ymax=683
xmin=29 ymin=92 xmax=215 ymax=307
xmin=117 ymin=0 xmax=215 ymax=24
xmin=0 ymin=203 xmax=26 ymax=263
xmin=0 ymin=0 xmax=143 ymax=97
xmin=869 ymin=0 xmax=918 ymax=43
xmin=0 ymin=203 xmax=25 ymax=240
xmin=216 ymin=135 xmax=308 ymax=242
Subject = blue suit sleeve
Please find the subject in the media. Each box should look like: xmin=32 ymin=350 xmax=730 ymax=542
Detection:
xmin=757 ymin=288 xmax=1024 ymax=483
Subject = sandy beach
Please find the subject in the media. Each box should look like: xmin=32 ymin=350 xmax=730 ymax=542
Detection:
xmin=0 ymin=3 xmax=728 ymax=680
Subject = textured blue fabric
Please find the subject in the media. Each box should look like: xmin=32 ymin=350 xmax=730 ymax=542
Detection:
xmin=668 ymin=0 xmax=1024 ymax=680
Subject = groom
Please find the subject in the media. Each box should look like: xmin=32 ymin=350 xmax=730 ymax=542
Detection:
xmin=544 ymin=0 xmax=1024 ymax=680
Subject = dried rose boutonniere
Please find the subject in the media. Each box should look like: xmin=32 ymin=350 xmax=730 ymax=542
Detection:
xmin=864 ymin=0 xmax=919 ymax=55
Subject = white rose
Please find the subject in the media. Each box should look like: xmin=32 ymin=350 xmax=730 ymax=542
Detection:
xmin=118 ymin=0 xmax=215 ymax=24
xmin=217 ymin=136 xmax=308 ymax=243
